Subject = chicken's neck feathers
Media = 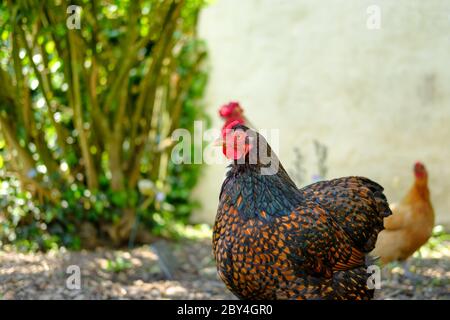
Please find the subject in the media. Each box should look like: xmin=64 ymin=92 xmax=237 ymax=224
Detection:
xmin=405 ymin=179 xmax=431 ymax=204
xmin=223 ymin=163 xmax=303 ymax=220
xmin=398 ymin=179 xmax=434 ymax=222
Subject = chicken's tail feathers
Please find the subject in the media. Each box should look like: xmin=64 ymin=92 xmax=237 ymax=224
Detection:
xmin=348 ymin=177 xmax=393 ymax=252
xmin=304 ymin=176 xmax=393 ymax=253
xmin=358 ymin=177 xmax=392 ymax=218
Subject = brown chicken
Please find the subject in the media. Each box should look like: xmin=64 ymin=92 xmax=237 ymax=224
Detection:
xmin=371 ymin=162 xmax=434 ymax=264
xmin=213 ymin=122 xmax=392 ymax=300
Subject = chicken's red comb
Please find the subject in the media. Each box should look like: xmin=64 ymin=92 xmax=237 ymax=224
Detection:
xmin=219 ymin=101 xmax=242 ymax=118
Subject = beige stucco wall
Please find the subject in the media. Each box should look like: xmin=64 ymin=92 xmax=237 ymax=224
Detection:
xmin=192 ymin=0 xmax=450 ymax=228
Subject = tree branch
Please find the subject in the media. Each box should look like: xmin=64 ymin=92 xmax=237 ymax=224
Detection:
xmin=67 ymin=29 xmax=99 ymax=190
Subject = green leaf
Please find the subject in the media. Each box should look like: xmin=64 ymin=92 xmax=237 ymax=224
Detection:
xmin=111 ymin=190 xmax=128 ymax=208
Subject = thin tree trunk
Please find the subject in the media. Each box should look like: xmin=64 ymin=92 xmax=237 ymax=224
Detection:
xmin=68 ymin=30 xmax=98 ymax=190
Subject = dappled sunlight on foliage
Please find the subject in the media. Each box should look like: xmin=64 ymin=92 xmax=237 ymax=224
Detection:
xmin=0 ymin=0 xmax=209 ymax=250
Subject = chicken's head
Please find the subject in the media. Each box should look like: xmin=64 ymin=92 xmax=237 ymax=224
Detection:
xmin=414 ymin=162 xmax=428 ymax=179
xmin=220 ymin=120 xmax=253 ymax=160
xmin=217 ymin=122 xmax=281 ymax=176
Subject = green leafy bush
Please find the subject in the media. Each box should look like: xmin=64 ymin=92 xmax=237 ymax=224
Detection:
xmin=0 ymin=0 xmax=209 ymax=250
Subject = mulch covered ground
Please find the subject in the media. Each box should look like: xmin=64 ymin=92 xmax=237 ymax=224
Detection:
xmin=1 ymin=239 xmax=449 ymax=300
